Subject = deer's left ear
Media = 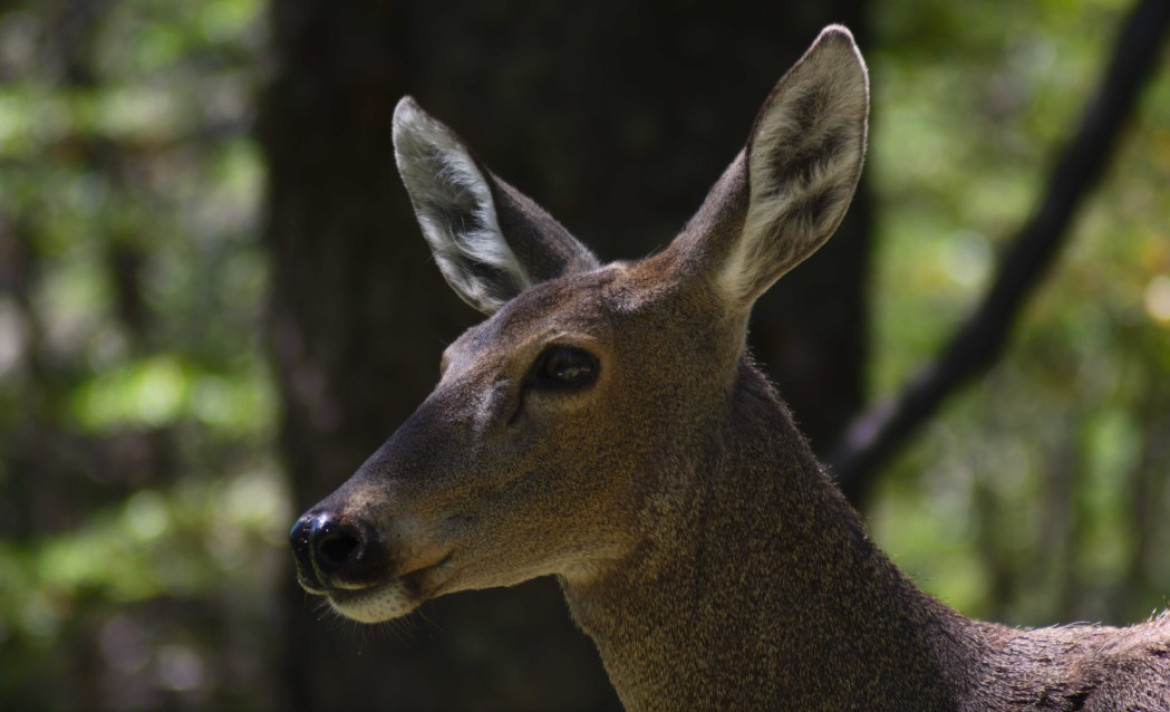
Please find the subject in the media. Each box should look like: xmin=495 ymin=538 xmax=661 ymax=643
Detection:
xmin=673 ymin=25 xmax=869 ymax=310
xmin=393 ymin=98 xmax=600 ymax=316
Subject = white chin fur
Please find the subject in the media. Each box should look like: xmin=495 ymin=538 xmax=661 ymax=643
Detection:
xmin=328 ymin=580 xmax=418 ymax=623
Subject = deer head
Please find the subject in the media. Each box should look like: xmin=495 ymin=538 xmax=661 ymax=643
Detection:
xmin=290 ymin=25 xmax=868 ymax=625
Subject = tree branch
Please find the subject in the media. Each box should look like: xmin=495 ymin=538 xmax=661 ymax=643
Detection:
xmin=829 ymin=0 xmax=1170 ymax=504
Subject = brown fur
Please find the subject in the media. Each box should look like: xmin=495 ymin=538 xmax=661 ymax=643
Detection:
xmin=291 ymin=26 xmax=1170 ymax=710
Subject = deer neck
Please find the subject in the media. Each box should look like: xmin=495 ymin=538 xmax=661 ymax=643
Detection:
xmin=561 ymin=362 xmax=987 ymax=711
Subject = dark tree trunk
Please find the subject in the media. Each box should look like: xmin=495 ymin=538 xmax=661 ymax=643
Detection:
xmin=260 ymin=2 xmax=870 ymax=708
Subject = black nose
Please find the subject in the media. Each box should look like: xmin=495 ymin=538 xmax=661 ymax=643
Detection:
xmin=290 ymin=512 xmax=385 ymax=587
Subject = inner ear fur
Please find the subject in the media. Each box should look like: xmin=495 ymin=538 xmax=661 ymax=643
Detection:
xmin=393 ymin=98 xmax=599 ymax=316
xmin=674 ymin=25 xmax=870 ymax=310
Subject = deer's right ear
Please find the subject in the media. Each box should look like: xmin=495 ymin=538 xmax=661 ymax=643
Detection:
xmin=393 ymin=98 xmax=599 ymax=316
xmin=671 ymin=26 xmax=869 ymax=311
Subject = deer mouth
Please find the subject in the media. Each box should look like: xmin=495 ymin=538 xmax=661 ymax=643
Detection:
xmin=322 ymin=553 xmax=454 ymax=623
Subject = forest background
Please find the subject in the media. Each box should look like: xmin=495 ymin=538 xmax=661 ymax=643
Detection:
xmin=1 ymin=0 xmax=1168 ymax=709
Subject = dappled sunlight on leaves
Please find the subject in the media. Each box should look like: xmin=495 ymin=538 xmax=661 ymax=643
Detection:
xmin=869 ymin=0 xmax=1170 ymax=626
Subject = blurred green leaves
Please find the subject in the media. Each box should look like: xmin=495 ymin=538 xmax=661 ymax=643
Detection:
xmin=0 ymin=0 xmax=1166 ymax=708
xmin=0 ymin=467 xmax=287 ymax=618
xmin=869 ymin=0 xmax=1170 ymax=625
xmin=0 ymin=0 xmax=276 ymax=707
xmin=70 ymin=355 xmax=273 ymax=432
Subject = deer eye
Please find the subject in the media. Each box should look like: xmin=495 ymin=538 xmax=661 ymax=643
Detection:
xmin=532 ymin=346 xmax=599 ymax=389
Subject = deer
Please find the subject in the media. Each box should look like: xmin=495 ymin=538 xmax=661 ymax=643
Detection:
xmin=289 ymin=26 xmax=1170 ymax=711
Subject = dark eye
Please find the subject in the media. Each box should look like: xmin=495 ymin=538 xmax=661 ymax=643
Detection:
xmin=532 ymin=345 xmax=599 ymax=389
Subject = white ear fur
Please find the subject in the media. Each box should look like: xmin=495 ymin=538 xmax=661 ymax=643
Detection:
xmin=717 ymin=25 xmax=869 ymax=306
xmin=393 ymin=98 xmax=532 ymax=315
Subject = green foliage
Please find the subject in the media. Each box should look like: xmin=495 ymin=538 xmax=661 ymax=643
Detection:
xmin=868 ymin=0 xmax=1170 ymax=625
xmin=70 ymin=354 xmax=272 ymax=432
xmin=0 ymin=0 xmax=276 ymax=707
xmin=0 ymin=0 xmax=1166 ymax=707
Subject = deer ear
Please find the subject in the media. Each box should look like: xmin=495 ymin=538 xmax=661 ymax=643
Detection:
xmin=393 ymin=98 xmax=600 ymax=316
xmin=675 ymin=25 xmax=869 ymax=309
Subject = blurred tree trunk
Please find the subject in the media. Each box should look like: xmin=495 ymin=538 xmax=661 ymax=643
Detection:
xmin=260 ymin=2 xmax=869 ymax=709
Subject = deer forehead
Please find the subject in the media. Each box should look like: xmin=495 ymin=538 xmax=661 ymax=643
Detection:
xmin=441 ymin=264 xmax=650 ymax=364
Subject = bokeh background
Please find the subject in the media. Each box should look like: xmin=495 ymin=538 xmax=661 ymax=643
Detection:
xmin=1 ymin=0 xmax=1168 ymax=709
